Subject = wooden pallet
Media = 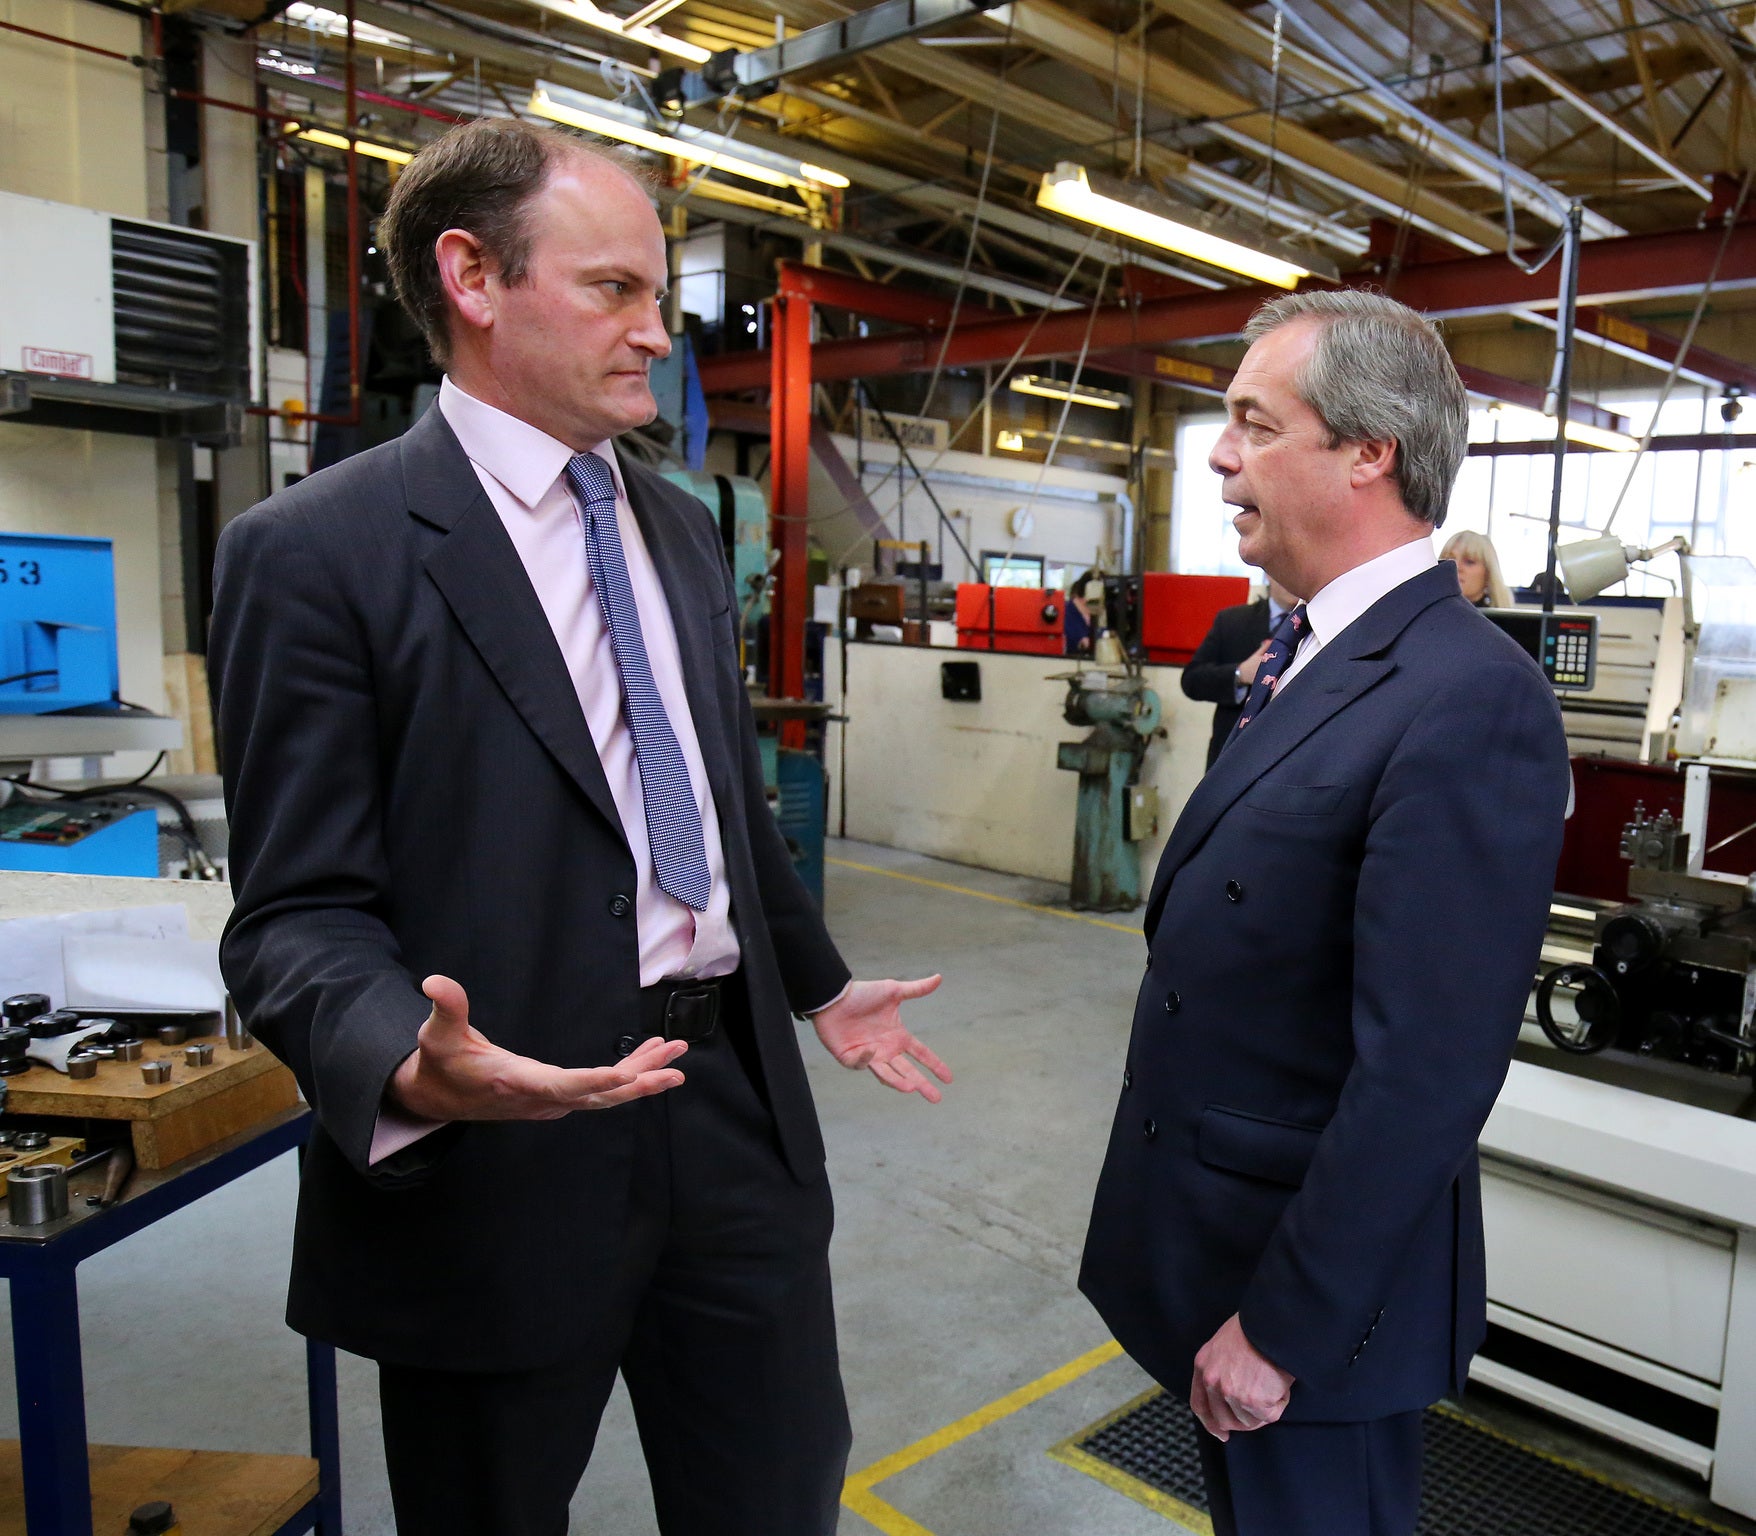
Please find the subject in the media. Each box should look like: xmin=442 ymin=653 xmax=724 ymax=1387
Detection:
xmin=0 ymin=1442 xmax=317 ymax=1536
xmin=2 ymin=1041 xmax=298 ymax=1169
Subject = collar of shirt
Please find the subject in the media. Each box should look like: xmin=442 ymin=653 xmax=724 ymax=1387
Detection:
xmin=438 ymin=376 xmax=624 ymax=510
xmin=1301 ymin=536 xmax=1438 ymax=653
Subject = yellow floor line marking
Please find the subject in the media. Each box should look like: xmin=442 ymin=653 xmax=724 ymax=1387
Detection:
xmin=1047 ymin=1441 xmax=1213 ymax=1534
xmin=841 ymin=1338 xmax=1125 ymax=1535
xmin=827 ymin=857 xmax=1142 ymax=936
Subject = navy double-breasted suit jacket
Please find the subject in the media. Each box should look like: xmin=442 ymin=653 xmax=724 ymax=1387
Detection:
xmin=1081 ymin=560 xmax=1570 ymax=1421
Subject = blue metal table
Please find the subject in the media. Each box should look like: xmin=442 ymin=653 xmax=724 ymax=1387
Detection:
xmin=0 ymin=1106 xmax=340 ymax=1534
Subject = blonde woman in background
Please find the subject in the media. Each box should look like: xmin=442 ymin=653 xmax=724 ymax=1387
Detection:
xmin=1440 ymin=529 xmax=1513 ymax=608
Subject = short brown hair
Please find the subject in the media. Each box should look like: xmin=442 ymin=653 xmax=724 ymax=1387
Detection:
xmin=380 ymin=118 xmax=654 ymax=366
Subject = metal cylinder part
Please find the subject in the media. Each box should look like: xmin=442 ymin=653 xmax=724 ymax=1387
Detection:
xmin=141 ymin=1060 xmax=172 ymax=1085
xmin=115 ymin=1039 xmax=144 ymax=1061
xmin=184 ymin=1042 xmax=214 ymax=1068
xmin=9 ymin=1164 xmax=68 ymax=1225
xmin=65 ymin=1053 xmax=97 ymax=1080
xmin=224 ymin=994 xmax=253 ymax=1050
xmin=85 ymin=1044 xmax=116 ymax=1060
xmin=1 ymin=993 xmax=48 ymax=1027
xmin=15 ymin=1131 xmax=48 ymax=1151
xmin=156 ymin=1024 xmax=188 ymax=1046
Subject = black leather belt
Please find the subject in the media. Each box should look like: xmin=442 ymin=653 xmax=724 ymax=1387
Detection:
xmin=640 ymin=976 xmax=723 ymax=1044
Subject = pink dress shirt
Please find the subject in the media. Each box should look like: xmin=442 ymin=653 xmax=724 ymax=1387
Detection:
xmin=369 ymin=379 xmax=743 ymax=1162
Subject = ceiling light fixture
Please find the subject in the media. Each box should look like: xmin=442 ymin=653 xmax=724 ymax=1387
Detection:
xmin=529 ymin=84 xmax=850 ymax=191
xmin=523 ymin=0 xmax=711 ymax=62
xmin=1008 ymin=374 xmax=1129 ymax=410
xmin=286 ymin=124 xmax=414 ymax=165
xmin=1036 ymin=163 xmax=1336 ymax=289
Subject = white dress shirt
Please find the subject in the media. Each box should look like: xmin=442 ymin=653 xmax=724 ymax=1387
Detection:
xmin=1276 ymin=538 xmax=1439 ymax=696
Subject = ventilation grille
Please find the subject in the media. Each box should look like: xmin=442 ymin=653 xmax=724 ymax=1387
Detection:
xmin=111 ymin=219 xmax=250 ymax=397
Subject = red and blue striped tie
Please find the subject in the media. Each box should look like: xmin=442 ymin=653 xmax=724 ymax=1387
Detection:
xmin=565 ymin=453 xmax=713 ymax=912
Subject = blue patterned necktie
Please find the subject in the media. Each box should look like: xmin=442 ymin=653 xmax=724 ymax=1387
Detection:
xmin=564 ymin=452 xmax=712 ymax=912
xmin=1232 ymin=603 xmax=1310 ymax=736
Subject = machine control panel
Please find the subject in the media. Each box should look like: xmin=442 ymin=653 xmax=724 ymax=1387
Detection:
xmin=1483 ymin=608 xmax=1599 ymax=692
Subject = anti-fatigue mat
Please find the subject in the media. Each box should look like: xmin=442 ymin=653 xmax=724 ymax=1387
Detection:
xmin=1055 ymin=1387 xmax=1745 ymax=1535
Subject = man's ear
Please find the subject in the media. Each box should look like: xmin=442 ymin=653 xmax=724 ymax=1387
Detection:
xmin=1348 ymin=435 xmax=1398 ymax=490
xmin=435 ymin=227 xmax=495 ymax=339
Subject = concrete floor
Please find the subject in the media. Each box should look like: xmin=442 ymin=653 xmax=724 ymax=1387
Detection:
xmin=0 ymin=837 xmax=1740 ymax=1534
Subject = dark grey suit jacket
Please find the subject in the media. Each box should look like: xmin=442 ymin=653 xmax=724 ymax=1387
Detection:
xmin=210 ymin=404 xmax=849 ymax=1371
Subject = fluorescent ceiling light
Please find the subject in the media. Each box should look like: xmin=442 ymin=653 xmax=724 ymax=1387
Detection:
xmin=287 ymin=124 xmax=414 ymax=165
xmin=523 ymin=0 xmax=711 ymax=63
xmin=283 ymin=2 xmax=411 ymax=47
xmin=995 ymin=430 xmax=1025 ymax=451
xmin=1036 ymin=163 xmax=1336 ymax=289
xmin=1009 ymin=374 xmax=1128 ymax=410
xmin=529 ymin=83 xmax=848 ymax=191
xmin=1487 ymin=400 xmax=1638 ymax=452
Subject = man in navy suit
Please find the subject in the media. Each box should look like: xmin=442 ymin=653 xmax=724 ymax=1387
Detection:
xmin=1080 ymin=290 xmax=1569 ymax=1535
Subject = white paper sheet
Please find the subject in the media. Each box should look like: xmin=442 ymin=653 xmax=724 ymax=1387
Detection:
xmin=61 ymin=933 xmax=223 ymax=1013
xmin=0 ymin=905 xmax=189 ymax=1009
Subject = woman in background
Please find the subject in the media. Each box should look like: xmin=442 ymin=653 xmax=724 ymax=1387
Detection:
xmin=1441 ymin=529 xmax=1514 ymax=608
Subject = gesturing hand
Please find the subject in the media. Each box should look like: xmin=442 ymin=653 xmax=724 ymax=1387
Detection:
xmin=1236 ymin=638 xmax=1274 ymax=688
xmin=812 ymin=975 xmax=952 ymax=1103
xmin=1191 ymin=1314 xmax=1294 ymax=1441
xmin=390 ymin=975 xmax=687 ymax=1122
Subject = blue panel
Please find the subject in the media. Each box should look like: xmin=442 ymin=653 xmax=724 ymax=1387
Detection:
xmin=0 ymin=533 xmax=118 ymax=714
xmin=0 ymin=808 xmax=158 ymax=876
xmin=774 ymin=749 xmax=825 ymax=907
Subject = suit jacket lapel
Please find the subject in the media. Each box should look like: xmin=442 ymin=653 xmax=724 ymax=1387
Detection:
xmin=404 ymin=407 xmax=627 ymax=844
xmin=618 ymin=450 xmax=739 ymax=818
xmin=1143 ymin=561 xmax=1461 ymax=934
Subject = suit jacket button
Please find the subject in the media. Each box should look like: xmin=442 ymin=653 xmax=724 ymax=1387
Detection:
xmin=1163 ymin=991 xmax=1181 ymax=1015
xmin=1225 ymin=880 xmax=1245 ymax=903
xmin=608 ymin=894 xmax=632 ymax=917
xmin=1142 ymin=1118 xmax=1157 ymax=1141
xmin=615 ymin=1033 xmax=638 ymax=1057
xmin=1123 ymin=1068 xmax=1133 ymax=1089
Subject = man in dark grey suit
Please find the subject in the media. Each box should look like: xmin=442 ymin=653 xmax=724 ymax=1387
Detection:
xmin=210 ymin=119 xmax=949 ymax=1535
xmin=1180 ymin=577 xmax=1301 ymax=770
xmin=1081 ymin=291 xmax=1569 ymax=1535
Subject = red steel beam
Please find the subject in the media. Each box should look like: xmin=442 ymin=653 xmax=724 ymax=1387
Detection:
xmin=1452 ymin=363 xmax=1629 ymax=433
xmin=1575 ymin=306 xmax=1756 ymax=395
xmin=767 ymin=289 xmax=812 ymax=730
xmin=777 ymin=261 xmax=958 ymax=330
xmin=700 ymin=222 xmax=1756 ymax=394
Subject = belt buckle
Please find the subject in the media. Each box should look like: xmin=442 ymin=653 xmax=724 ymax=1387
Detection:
xmin=663 ymin=984 xmax=719 ymax=1043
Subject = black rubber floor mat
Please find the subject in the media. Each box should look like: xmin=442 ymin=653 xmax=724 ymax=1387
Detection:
xmin=1056 ymin=1388 xmax=1742 ymax=1534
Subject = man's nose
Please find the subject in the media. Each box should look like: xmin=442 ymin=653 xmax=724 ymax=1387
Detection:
xmin=1209 ymin=425 xmax=1241 ymax=476
xmin=634 ymin=300 xmax=672 ymax=358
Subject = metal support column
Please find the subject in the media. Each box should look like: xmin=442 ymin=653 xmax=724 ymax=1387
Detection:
xmin=12 ymin=1265 xmax=90 ymax=1534
xmin=769 ymin=287 xmax=813 ymax=743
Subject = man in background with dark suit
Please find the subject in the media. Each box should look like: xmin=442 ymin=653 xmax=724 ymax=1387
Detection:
xmin=1180 ymin=577 xmax=1303 ymax=770
xmin=210 ymin=119 xmax=949 ymax=1536
xmin=1081 ymin=290 xmax=1569 ymax=1536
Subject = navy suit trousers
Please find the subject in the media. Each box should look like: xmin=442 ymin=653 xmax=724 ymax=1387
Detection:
xmin=1196 ymin=1410 xmax=1423 ymax=1536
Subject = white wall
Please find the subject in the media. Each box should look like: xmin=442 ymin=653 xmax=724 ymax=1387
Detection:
xmin=0 ymin=0 xmax=168 ymax=757
xmin=821 ymin=435 xmax=1126 ymax=584
xmin=826 ymin=638 xmax=1216 ymax=892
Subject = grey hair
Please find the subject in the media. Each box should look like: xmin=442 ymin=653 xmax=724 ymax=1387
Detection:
xmin=1241 ymin=289 xmax=1467 ymax=527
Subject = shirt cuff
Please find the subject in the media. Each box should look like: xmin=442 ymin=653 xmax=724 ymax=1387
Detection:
xmin=798 ymin=980 xmax=852 ymax=1018
xmin=1233 ymin=681 xmax=1247 ymax=703
xmin=368 ymin=1102 xmax=449 ymax=1165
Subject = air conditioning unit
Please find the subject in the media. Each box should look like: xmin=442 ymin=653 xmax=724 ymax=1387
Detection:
xmin=0 ymin=191 xmax=259 ymax=432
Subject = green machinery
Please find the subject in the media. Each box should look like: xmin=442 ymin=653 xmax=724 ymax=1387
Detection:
xmin=659 ymin=471 xmax=771 ymax=638
xmin=1055 ymin=667 xmax=1163 ymax=911
xmin=1052 ymin=576 xmax=1163 ymax=911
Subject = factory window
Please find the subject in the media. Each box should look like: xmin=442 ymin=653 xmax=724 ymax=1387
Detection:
xmin=1171 ymin=398 xmax=1753 ymax=596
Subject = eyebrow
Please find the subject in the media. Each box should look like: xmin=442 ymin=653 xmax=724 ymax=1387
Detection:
xmin=1227 ymin=392 xmax=1277 ymax=422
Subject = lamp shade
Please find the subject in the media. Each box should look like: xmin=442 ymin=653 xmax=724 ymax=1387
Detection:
xmin=1556 ymin=536 xmax=1631 ymax=603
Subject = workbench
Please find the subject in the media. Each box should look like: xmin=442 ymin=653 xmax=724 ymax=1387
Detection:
xmin=0 ymin=1105 xmax=338 ymax=1536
